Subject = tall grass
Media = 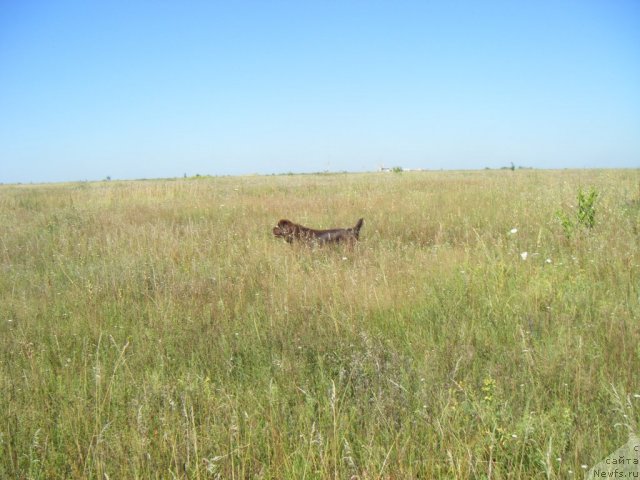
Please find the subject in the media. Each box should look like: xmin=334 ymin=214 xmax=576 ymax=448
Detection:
xmin=1 ymin=169 xmax=639 ymax=478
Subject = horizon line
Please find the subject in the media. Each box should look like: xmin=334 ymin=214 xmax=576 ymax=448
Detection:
xmin=1 ymin=165 xmax=639 ymax=187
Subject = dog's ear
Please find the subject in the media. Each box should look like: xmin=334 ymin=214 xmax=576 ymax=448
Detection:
xmin=278 ymin=220 xmax=297 ymax=234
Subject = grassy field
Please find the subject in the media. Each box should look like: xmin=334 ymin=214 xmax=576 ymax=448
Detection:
xmin=1 ymin=169 xmax=639 ymax=479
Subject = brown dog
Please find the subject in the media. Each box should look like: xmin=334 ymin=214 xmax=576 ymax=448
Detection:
xmin=273 ymin=218 xmax=364 ymax=245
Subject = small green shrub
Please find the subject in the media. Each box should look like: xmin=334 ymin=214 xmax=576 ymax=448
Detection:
xmin=577 ymin=187 xmax=598 ymax=228
xmin=556 ymin=210 xmax=575 ymax=238
xmin=556 ymin=187 xmax=599 ymax=237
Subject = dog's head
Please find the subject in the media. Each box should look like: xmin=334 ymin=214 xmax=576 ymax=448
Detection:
xmin=273 ymin=219 xmax=297 ymax=243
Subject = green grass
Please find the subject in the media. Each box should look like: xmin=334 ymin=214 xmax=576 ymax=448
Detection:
xmin=1 ymin=169 xmax=639 ymax=478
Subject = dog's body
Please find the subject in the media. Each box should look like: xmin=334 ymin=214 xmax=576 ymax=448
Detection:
xmin=273 ymin=218 xmax=364 ymax=245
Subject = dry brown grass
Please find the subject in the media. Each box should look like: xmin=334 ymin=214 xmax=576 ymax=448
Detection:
xmin=1 ymin=169 xmax=639 ymax=478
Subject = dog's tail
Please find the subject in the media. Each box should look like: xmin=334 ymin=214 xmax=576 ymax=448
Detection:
xmin=352 ymin=218 xmax=364 ymax=238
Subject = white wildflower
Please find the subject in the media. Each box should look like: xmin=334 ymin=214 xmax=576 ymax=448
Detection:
xmin=520 ymin=252 xmax=528 ymax=261
xmin=509 ymin=228 xmax=518 ymax=234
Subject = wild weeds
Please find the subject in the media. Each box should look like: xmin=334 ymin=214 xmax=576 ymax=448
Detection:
xmin=577 ymin=187 xmax=599 ymax=229
xmin=557 ymin=186 xmax=599 ymax=237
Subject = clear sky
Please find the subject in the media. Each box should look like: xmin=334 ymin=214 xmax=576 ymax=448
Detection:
xmin=1 ymin=1 xmax=639 ymax=183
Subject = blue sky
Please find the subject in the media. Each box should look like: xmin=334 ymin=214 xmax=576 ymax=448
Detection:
xmin=1 ymin=1 xmax=639 ymax=183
